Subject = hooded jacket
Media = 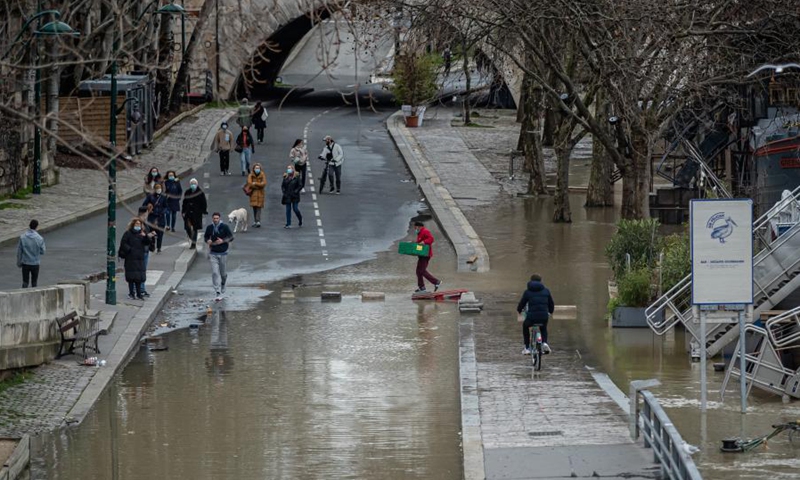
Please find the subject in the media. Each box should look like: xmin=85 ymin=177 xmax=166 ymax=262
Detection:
xmin=416 ymin=227 xmax=434 ymax=258
xmin=17 ymin=229 xmax=45 ymax=267
xmin=517 ymin=281 xmax=554 ymax=322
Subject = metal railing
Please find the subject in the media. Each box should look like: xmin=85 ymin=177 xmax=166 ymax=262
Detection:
xmin=681 ymin=139 xmax=732 ymax=199
xmin=630 ymin=380 xmax=703 ymax=480
xmin=766 ymin=306 xmax=800 ymax=350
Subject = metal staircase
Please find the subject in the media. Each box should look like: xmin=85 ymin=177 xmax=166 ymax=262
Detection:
xmin=645 ymin=185 xmax=800 ymax=357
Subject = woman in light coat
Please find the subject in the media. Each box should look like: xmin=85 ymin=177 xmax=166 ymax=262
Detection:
xmin=246 ymin=163 xmax=267 ymax=227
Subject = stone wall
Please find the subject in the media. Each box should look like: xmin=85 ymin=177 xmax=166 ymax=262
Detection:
xmin=0 ymin=283 xmax=89 ymax=371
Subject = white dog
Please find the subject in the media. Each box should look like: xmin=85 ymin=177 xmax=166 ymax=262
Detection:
xmin=228 ymin=208 xmax=248 ymax=233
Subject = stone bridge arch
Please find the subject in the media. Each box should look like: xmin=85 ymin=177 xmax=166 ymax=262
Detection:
xmin=185 ymin=0 xmax=333 ymax=100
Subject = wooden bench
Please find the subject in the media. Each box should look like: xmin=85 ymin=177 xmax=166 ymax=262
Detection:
xmin=56 ymin=311 xmax=101 ymax=359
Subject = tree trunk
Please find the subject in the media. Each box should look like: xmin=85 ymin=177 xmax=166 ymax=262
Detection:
xmin=522 ymin=76 xmax=547 ymax=195
xmin=619 ymin=132 xmax=651 ymax=219
xmin=585 ymin=93 xmax=614 ymax=207
xmin=542 ymin=108 xmax=555 ymax=147
xmin=461 ymin=38 xmax=471 ymax=125
xmin=169 ymin=0 xmax=215 ymax=114
xmin=45 ymin=41 xmax=61 ymax=182
xmin=552 ymin=142 xmax=572 ymax=222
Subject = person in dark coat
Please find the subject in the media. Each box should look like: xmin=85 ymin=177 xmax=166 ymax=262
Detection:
xmin=182 ymin=178 xmax=207 ymax=249
xmin=251 ymin=101 xmax=268 ymax=144
xmin=142 ymin=182 xmax=168 ymax=253
xmin=163 ymin=170 xmax=182 ymax=232
xmin=516 ymin=274 xmax=555 ymax=355
xmin=281 ymin=165 xmax=303 ymax=228
xmin=118 ymin=218 xmax=151 ymax=300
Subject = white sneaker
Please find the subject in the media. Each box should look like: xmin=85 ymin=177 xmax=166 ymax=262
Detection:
xmin=221 ymin=284 xmax=226 ymax=294
xmin=521 ymin=347 xmax=531 ymax=355
xmin=543 ymin=343 xmax=551 ymax=354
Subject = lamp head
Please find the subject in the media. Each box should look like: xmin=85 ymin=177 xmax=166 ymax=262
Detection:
xmin=35 ymin=20 xmax=79 ymax=36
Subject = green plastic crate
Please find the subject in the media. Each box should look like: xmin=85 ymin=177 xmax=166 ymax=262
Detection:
xmin=398 ymin=242 xmax=430 ymax=257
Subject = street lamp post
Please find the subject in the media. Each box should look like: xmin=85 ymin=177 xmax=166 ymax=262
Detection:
xmin=1 ymin=11 xmax=77 ymax=195
xmin=106 ymin=1 xmax=186 ymax=305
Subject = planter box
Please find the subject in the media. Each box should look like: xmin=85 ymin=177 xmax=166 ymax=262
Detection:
xmin=405 ymin=115 xmax=420 ymax=127
xmin=612 ymin=306 xmax=663 ymax=328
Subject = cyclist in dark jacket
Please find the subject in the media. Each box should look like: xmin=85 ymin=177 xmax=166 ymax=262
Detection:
xmin=517 ymin=274 xmax=554 ymax=355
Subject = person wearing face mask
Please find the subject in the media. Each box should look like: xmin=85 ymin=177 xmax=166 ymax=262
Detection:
xmin=281 ymin=165 xmax=303 ymax=228
xmin=163 ymin=170 xmax=182 ymax=232
xmin=144 ymin=167 xmax=161 ymax=192
xmin=412 ymin=221 xmax=441 ymax=293
xmin=289 ymin=139 xmax=308 ymax=191
xmin=118 ymin=217 xmax=151 ymax=300
xmin=182 ymin=178 xmax=207 ymax=249
xmin=317 ymin=135 xmax=344 ymax=194
xmin=246 ymin=163 xmax=267 ymax=227
xmin=211 ymin=121 xmax=233 ymax=175
xmin=235 ymin=126 xmax=255 ymax=176
xmin=142 ymin=182 xmax=168 ymax=253
xmin=136 ymin=206 xmax=157 ymax=297
xmin=204 ymin=212 xmax=235 ymax=301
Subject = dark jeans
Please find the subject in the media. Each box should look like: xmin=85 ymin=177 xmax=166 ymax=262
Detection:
xmin=168 ymin=210 xmax=178 ymax=230
xmin=139 ymin=251 xmax=150 ymax=294
xmin=523 ymin=318 xmax=549 ymax=348
xmin=21 ymin=264 xmax=40 ymax=288
xmin=319 ymin=164 xmax=341 ymax=191
xmin=416 ymin=256 xmax=439 ymax=289
xmin=128 ymin=281 xmax=143 ymax=298
xmin=296 ymin=163 xmax=307 ymax=189
xmin=285 ymin=201 xmax=302 ymax=226
xmin=256 ymin=127 xmax=265 ymax=143
xmin=219 ymin=150 xmax=230 ymax=173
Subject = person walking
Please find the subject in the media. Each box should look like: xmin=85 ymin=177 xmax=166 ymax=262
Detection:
xmin=290 ymin=139 xmax=308 ymax=191
xmin=204 ymin=213 xmax=234 ymax=301
xmin=251 ymin=101 xmax=268 ymax=144
xmin=281 ymin=164 xmax=303 ymax=228
xmin=118 ymin=217 xmax=151 ymax=300
xmin=16 ymin=219 xmax=45 ymax=288
xmin=211 ymin=121 xmax=234 ymax=175
xmin=236 ymin=126 xmax=255 ymax=176
xmin=236 ymin=98 xmax=252 ymax=128
xmin=163 ymin=170 xmax=182 ymax=232
xmin=246 ymin=163 xmax=267 ymax=228
xmin=317 ymin=135 xmax=344 ymax=194
xmin=142 ymin=182 xmax=168 ymax=253
xmin=442 ymin=46 xmax=452 ymax=78
xmin=516 ymin=274 xmax=555 ymax=355
xmin=144 ymin=167 xmax=161 ymax=192
xmin=412 ymin=221 xmax=441 ymax=293
xmin=136 ymin=207 xmax=157 ymax=297
xmin=182 ymin=178 xmax=207 ymax=249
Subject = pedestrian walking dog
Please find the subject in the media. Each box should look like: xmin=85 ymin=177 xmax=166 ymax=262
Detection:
xmin=228 ymin=208 xmax=248 ymax=233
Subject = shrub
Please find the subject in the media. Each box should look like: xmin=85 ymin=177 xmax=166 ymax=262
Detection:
xmin=604 ymin=218 xmax=662 ymax=279
xmin=391 ymin=52 xmax=439 ymax=110
xmin=660 ymin=231 xmax=690 ymax=293
xmin=617 ymin=267 xmax=654 ymax=308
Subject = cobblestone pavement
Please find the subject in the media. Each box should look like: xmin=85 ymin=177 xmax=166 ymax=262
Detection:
xmin=0 ymin=364 xmax=96 ymax=437
xmin=0 ymin=108 xmax=232 ymax=245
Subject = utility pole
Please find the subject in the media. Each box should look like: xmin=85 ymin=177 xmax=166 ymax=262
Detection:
xmin=106 ymin=59 xmax=118 ymax=305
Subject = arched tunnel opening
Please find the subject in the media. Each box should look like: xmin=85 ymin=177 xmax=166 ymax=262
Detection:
xmin=232 ymin=8 xmax=332 ymax=100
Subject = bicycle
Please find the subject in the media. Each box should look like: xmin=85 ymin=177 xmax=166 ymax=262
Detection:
xmin=529 ymin=324 xmax=543 ymax=371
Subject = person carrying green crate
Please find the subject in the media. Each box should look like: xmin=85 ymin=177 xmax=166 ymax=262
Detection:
xmin=413 ymin=221 xmax=442 ymax=293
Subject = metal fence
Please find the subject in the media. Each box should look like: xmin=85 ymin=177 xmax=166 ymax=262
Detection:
xmin=630 ymin=380 xmax=703 ymax=480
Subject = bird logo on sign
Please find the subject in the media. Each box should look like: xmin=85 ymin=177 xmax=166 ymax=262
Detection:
xmin=707 ymin=212 xmax=737 ymax=244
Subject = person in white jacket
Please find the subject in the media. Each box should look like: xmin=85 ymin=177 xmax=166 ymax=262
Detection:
xmin=317 ymin=135 xmax=344 ymax=194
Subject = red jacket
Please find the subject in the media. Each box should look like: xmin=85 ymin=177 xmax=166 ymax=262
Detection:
xmin=416 ymin=227 xmax=434 ymax=258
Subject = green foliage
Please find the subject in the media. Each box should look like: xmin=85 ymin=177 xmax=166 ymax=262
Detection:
xmin=606 ymin=296 xmax=621 ymax=319
xmin=660 ymin=231 xmax=690 ymax=293
xmin=391 ymin=53 xmax=439 ymax=108
xmin=604 ymin=218 xmax=662 ymax=279
xmin=0 ymin=202 xmax=27 ymax=210
xmin=617 ymin=267 xmax=654 ymax=307
xmin=0 ymin=371 xmax=32 ymax=394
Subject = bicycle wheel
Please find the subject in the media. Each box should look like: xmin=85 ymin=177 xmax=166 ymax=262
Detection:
xmin=534 ymin=345 xmax=542 ymax=371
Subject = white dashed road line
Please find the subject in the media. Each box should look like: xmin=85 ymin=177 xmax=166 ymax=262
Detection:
xmin=303 ymin=107 xmax=339 ymax=259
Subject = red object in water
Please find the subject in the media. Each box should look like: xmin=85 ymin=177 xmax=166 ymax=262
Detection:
xmin=412 ymin=288 xmax=468 ymax=301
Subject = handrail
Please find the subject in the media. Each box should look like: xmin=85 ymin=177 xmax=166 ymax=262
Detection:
xmin=630 ymin=381 xmax=703 ymax=480
xmin=766 ymin=305 xmax=800 ymax=349
xmin=682 ymin=139 xmax=732 ymax=199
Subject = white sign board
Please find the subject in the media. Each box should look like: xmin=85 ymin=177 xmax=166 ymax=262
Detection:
xmin=691 ymin=199 xmax=753 ymax=305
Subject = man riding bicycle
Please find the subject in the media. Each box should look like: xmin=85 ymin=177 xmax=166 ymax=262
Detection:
xmin=517 ymin=274 xmax=554 ymax=355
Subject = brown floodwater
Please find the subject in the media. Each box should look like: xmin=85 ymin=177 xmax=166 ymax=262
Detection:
xmin=34 ymin=192 xmax=799 ymax=479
